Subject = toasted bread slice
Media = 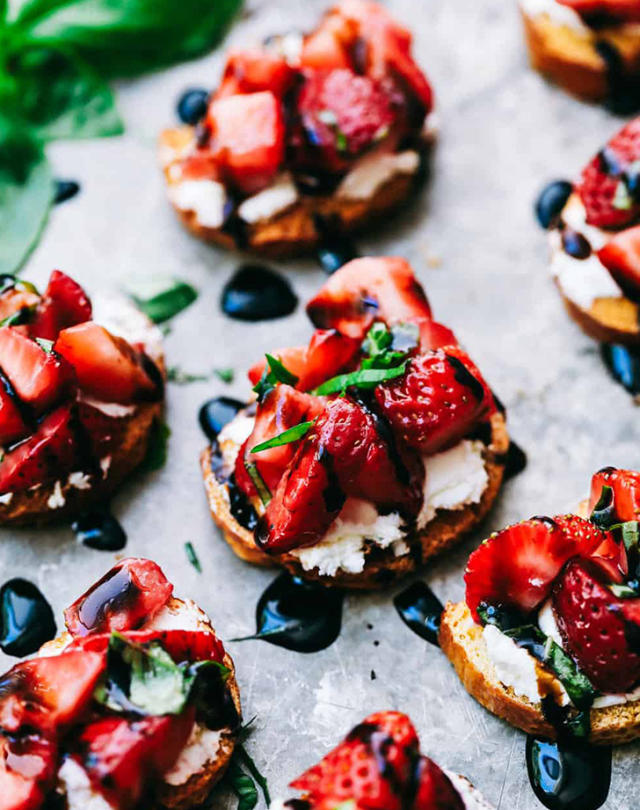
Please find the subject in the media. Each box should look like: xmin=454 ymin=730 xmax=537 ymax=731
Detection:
xmin=521 ymin=6 xmax=640 ymax=102
xmin=439 ymin=600 xmax=640 ymax=745
xmin=201 ymin=412 xmax=509 ymax=590
xmin=41 ymin=596 xmax=241 ymax=810
xmin=556 ymin=281 xmax=640 ymax=345
xmin=159 ymin=127 xmax=431 ymax=258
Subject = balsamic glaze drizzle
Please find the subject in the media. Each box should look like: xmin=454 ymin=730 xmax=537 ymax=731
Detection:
xmin=313 ymin=213 xmax=360 ymax=275
xmin=72 ymin=510 xmax=127 ymax=551
xmin=393 ymin=581 xmax=444 ymax=646
xmin=0 ymin=578 xmax=56 ymax=657
xmin=221 ymin=265 xmax=298 ymax=322
xmin=601 ymin=344 xmax=640 ymax=396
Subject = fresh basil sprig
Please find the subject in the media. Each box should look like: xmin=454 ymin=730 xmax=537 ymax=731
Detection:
xmin=313 ymin=362 xmax=407 ymax=396
xmin=252 ymin=354 xmax=299 ymax=401
xmin=127 ymin=277 xmax=198 ymax=324
xmin=251 ymin=420 xmax=316 ymax=454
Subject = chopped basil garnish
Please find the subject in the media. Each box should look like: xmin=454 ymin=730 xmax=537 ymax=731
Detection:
xmin=167 ymin=366 xmax=209 ymax=384
xmin=185 ymin=541 xmax=202 ymax=573
xmin=251 ymin=420 xmax=316 ymax=454
xmin=252 ymin=354 xmax=298 ymax=401
xmin=215 ymin=367 xmax=235 ymax=384
xmin=236 ymin=744 xmax=271 ymax=806
xmin=0 ymin=305 xmax=34 ymax=327
xmin=313 ymin=362 xmax=407 ymax=396
xmin=245 ymin=462 xmax=271 ymax=506
xmin=128 ymin=277 xmax=198 ymax=323
xmin=35 ymin=337 xmax=53 ymax=353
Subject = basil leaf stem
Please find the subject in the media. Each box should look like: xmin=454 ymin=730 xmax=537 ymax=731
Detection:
xmin=251 ymin=420 xmax=315 ymax=454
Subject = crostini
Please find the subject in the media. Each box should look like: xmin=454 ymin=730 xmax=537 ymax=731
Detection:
xmin=520 ymin=0 xmax=640 ymax=107
xmin=201 ymin=257 xmax=509 ymax=589
xmin=539 ymin=117 xmax=640 ymax=346
xmin=0 ymin=557 xmax=241 ymax=810
xmin=159 ymin=0 xmax=434 ymax=257
xmin=441 ymin=466 xmax=640 ymax=744
xmin=0 ymin=270 xmax=165 ymax=525
xmin=269 ymin=711 xmax=493 ymax=810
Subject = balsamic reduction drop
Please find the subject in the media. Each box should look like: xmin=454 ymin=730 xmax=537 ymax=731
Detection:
xmin=313 ymin=214 xmax=360 ymax=275
xmin=53 ymin=180 xmax=80 ymax=205
xmin=0 ymin=578 xmax=56 ymax=656
xmin=601 ymin=343 xmax=640 ymax=396
xmin=595 ymin=41 xmax=640 ymax=115
xmin=526 ymin=736 xmax=612 ymax=810
xmin=535 ymin=181 xmax=573 ymax=229
xmin=561 ymin=228 xmax=592 ymax=260
xmin=239 ymin=572 xmax=343 ymax=653
xmin=72 ymin=509 xmax=127 ymax=551
xmin=198 ymin=396 xmax=245 ymax=442
xmin=393 ymin=581 xmax=444 ymax=646
xmin=221 ymin=265 xmax=298 ymax=321
xmin=501 ymin=440 xmax=528 ymax=481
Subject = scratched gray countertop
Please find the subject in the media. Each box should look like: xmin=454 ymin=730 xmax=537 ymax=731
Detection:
xmin=1 ymin=0 xmax=639 ymax=807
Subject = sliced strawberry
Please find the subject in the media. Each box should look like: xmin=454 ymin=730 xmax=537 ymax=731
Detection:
xmin=589 ymin=467 xmax=640 ymax=522
xmin=0 ymin=404 xmax=81 ymax=493
xmin=0 ymin=734 xmax=57 ymax=810
xmin=418 ymin=319 xmax=458 ymax=352
xmin=465 ymin=515 xmax=613 ymax=621
xmin=552 ymin=557 xmax=640 ymax=693
xmin=0 ymin=375 xmax=30 ymax=446
xmin=300 ymin=11 xmax=355 ymax=71
xmin=78 ymin=709 xmax=195 ymax=810
xmin=64 ymin=558 xmax=173 ymax=637
xmin=413 ymin=756 xmax=464 ymax=810
xmin=0 ymin=328 xmax=74 ymax=415
xmin=0 ymin=287 xmax=40 ymax=327
xmin=216 ymin=49 xmax=296 ymax=99
xmin=558 ymin=0 xmax=640 ymax=22
xmin=307 ymin=257 xmax=432 ymax=339
xmin=375 ymin=348 xmax=494 ymax=455
xmin=577 ymin=118 xmax=640 ymax=229
xmin=207 ymin=91 xmax=285 ymax=195
xmin=55 ymin=322 xmax=160 ymax=404
xmin=30 ymin=270 xmax=92 ymax=341
xmin=598 ymin=224 xmax=640 ymax=301
xmin=248 ymin=330 xmax=361 ymax=392
xmin=0 ymin=651 xmax=105 ymax=734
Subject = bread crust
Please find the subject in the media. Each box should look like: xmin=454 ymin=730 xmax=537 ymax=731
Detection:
xmin=521 ymin=6 xmax=640 ymax=102
xmin=556 ymin=279 xmax=640 ymax=345
xmin=159 ymin=126 xmax=431 ymax=258
xmin=41 ymin=596 xmax=241 ymax=810
xmin=201 ymin=412 xmax=509 ymax=590
xmin=440 ymin=600 xmax=640 ymax=745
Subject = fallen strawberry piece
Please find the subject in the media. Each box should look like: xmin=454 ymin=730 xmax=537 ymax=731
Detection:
xmin=552 ymin=557 xmax=640 ymax=693
xmin=216 ymin=49 xmax=296 ymax=99
xmin=375 ymin=348 xmax=493 ymax=454
xmin=0 ymin=734 xmax=57 ymax=810
xmin=30 ymin=270 xmax=92 ymax=341
xmin=307 ymin=257 xmax=432 ymax=339
xmin=64 ymin=558 xmax=173 ymax=637
xmin=413 ymin=756 xmax=464 ymax=810
xmin=0 ymin=328 xmax=74 ymax=415
xmin=465 ymin=515 xmax=613 ymax=621
xmin=0 ymin=404 xmax=80 ymax=493
xmin=55 ymin=322 xmax=160 ymax=404
xmin=598 ymin=224 xmax=640 ymax=301
xmin=589 ymin=466 xmax=640 ymax=522
xmin=207 ymin=91 xmax=285 ymax=195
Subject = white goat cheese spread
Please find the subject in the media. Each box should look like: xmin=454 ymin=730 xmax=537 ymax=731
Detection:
xmin=549 ymin=194 xmax=621 ymax=310
xmin=47 ymin=480 xmax=66 ymax=510
xmin=237 ymin=173 xmax=298 ymax=223
xmin=519 ymin=0 xmax=588 ymax=31
xmin=57 ymin=758 xmax=114 ymax=810
xmin=337 ymin=150 xmax=420 ymax=200
xmin=163 ymin=725 xmax=223 ymax=786
xmin=168 ymin=178 xmax=227 ymax=228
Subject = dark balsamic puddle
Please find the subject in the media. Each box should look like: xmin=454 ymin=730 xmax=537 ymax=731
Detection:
xmin=393 ymin=581 xmax=443 ymax=646
xmin=499 ymin=440 xmax=528 ymax=481
xmin=601 ymin=344 xmax=640 ymax=397
xmin=176 ymin=88 xmax=209 ymax=125
xmin=313 ymin=214 xmax=360 ymax=275
xmin=53 ymin=180 xmax=80 ymax=205
xmin=0 ymin=578 xmax=56 ymax=656
xmin=72 ymin=509 xmax=127 ymax=551
xmin=199 ymin=396 xmax=245 ymax=442
xmin=233 ymin=572 xmax=343 ymax=653
xmin=221 ymin=265 xmax=298 ymax=321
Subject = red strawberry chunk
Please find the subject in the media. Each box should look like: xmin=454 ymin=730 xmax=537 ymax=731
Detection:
xmin=54 ymin=322 xmax=160 ymax=404
xmin=0 ymin=404 xmax=80 ymax=493
xmin=216 ymin=49 xmax=296 ymax=99
xmin=465 ymin=515 xmax=613 ymax=621
xmin=0 ymin=378 xmax=30 ymax=447
xmin=577 ymin=118 xmax=640 ymax=229
xmin=30 ymin=270 xmax=92 ymax=341
xmin=0 ymin=734 xmax=57 ymax=810
xmin=413 ymin=756 xmax=464 ymax=810
xmin=78 ymin=709 xmax=195 ymax=810
xmin=207 ymin=91 xmax=285 ymax=195
xmin=598 ymin=224 xmax=640 ymax=301
xmin=375 ymin=348 xmax=493 ymax=455
xmin=552 ymin=557 xmax=640 ymax=693
xmin=306 ymin=257 xmax=432 ymax=339
xmin=300 ymin=11 xmax=355 ymax=71
xmin=0 ymin=328 xmax=74 ymax=415
xmin=589 ymin=466 xmax=640 ymax=521
xmin=64 ymin=558 xmax=173 ymax=637
xmin=558 ymin=0 xmax=640 ymax=21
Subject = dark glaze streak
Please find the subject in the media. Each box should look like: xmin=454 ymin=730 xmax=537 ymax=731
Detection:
xmin=53 ymin=180 xmax=80 ymax=205
xmin=601 ymin=344 xmax=640 ymax=396
xmin=0 ymin=370 xmax=34 ymax=436
xmin=72 ymin=510 xmax=127 ymax=551
xmin=198 ymin=397 xmax=245 ymax=442
xmin=393 ymin=581 xmax=444 ymax=646
xmin=532 ymin=515 xmax=560 ymax=530
xmin=313 ymin=213 xmax=360 ymax=275
xmin=352 ymin=391 xmax=411 ymax=487
xmin=535 ymin=181 xmax=573 ymax=229
xmin=317 ymin=446 xmax=347 ymax=513
xmin=75 ymin=566 xmax=139 ymax=635
xmin=595 ymin=40 xmax=640 ymax=115
xmin=347 ymin=723 xmax=404 ymax=794
xmin=446 ymin=355 xmax=485 ymax=402
xmin=0 ymin=579 xmax=56 ymax=657
xmin=495 ymin=440 xmax=528 ymax=481
xmin=209 ymin=443 xmax=259 ymax=532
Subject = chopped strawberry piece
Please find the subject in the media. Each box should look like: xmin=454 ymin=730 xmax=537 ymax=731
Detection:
xmin=300 ymin=15 xmax=354 ymax=71
xmin=577 ymin=118 xmax=640 ymax=229
xmin=216 ymin=49 xmax=296 ymax=99
xmin=78 ymin=709 xmax=195 ymax=810
xmin=599 ymin=224 xmax=640 ymax=301
xmin=70 ymin=627 xmax=225 ymax=666
xmin=413 ymin=756 xmax=464 ymax=810
xmin=307 ymin=257 xmax=432 ymax=339
xmin=30 ymin=270 xmax=92 ymax=341
xmin=558 ymin=0 xmax=640 ymax=22
xmin=0 ymin=651 xmax=105 ymax=735
xmin=418 ymin=319 xmax=459 ymax=352
xmin=0 ymin=376 xmax=30 ymax=446
xmin=0 ymin=734 xmax=56 ymax=810
xmin=55 ymin=322 xmax=160 ymax=404
xmin=0 ymin=404 xmax=80 ymax=493
xmin=0 ymin=287 xmax=40 ymax=327
xmin=248 ymin=330 xmax=361 ymax=392
xmin=375 ymin=348 xmax=494 ymax=454
xmin=0 ymin=328 xmax=74 ymax=415
xmin=552 ymin=557 xmax=640 ymax=693
xmin=589 ymin=466 xmax=640 ymax=522
xmin=75 ymin=400 xmax=128 ymax=460
xmin=64 ymin=558 xmax=173 ymax=637
xmin=207 ymin=91 xmax=285 ymax=195
xmin=465 ymin=515 xmax=613 ymax=621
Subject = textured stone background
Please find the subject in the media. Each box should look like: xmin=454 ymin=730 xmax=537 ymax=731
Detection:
xmin=1 ymin=0 xmax=638 ymax=807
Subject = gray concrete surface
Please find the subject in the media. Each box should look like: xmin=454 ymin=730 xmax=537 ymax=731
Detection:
xmin=1 ymin=0 xmax=638 ymax=807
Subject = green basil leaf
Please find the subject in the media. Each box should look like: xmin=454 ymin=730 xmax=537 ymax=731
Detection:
xmin=251 ymin=420 xmax=315 ymax=454
xmin=252 ymin=354 xmax=298 ymax=400
xmin=184 ymin=541 xmax=202 ymax=573
xmin=0 ymin=120 xmax=52 ymax=275
xmin=167 ymin=366 xmax=209 ymax=385
xmin=226 ymin=761 xmax=259 ymax=810
xmin=245 ymin=462 xmax=271 ymax=506
xmin=128 ymin=277 xmax=198 ymax=323
xmin=0 ymin=305 xmax=35 ymax=326
xmin=215 ymin=367 xmax=234 ymax=384
xmin=14 ymin=0 xmax=242 ymax=79
xmin=35 ymin=337 xmax=53 ymax=352
xmin=236 ymin=744 xmax=270 ymax=806
xmin=7 ymin=45 xmax=122 ymax=140
xmin=313 ymin=362 xmax=407 ymax=395
xmin=543 ymin=637 xmax=598 ymax=710
xmin=610 ymin=582 xmax=639 ymax=598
